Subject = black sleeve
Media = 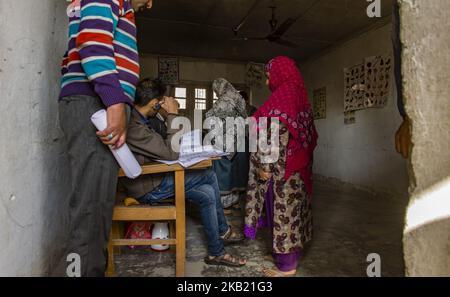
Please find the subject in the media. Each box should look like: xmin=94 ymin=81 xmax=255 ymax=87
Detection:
xmin=392 ymin=0 xmax=406 ymax=118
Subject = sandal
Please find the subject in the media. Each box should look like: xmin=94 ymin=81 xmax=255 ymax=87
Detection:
xmin=223 ymin=208 xmax=233 ymax=216
xmin=204 ymin=253 xmax=247 ymax=267
xmin=221 ymin=226 xmax=245 ymax=245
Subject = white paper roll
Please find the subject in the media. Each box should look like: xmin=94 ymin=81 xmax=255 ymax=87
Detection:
xmin=91 ymin=109 xmax=142 ymax=179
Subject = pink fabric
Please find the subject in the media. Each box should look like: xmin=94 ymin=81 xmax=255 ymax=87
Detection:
xmin=253 ymin=56 xmax=318 ymax=194
xmin=124 ymin=222 xmax=152 ymax=249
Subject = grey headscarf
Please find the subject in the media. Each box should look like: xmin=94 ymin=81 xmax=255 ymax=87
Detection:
xmin=206 ymin=78 xmax=247 ymax=119
xmin=206 ymin=78 xmax=248 ymax=157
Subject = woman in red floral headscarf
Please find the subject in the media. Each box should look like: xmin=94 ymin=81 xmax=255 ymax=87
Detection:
xmin=244 ymin=56 xmax=318 ymax=277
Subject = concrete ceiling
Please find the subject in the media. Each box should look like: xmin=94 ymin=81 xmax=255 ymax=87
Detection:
xmin=136 ymin=0 xmax=392 ymax=63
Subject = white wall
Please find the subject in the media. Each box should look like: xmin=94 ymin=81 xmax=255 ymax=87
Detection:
xmin=301 ymin=24 xmax=408 ymax=194
xmin=139 ymin=55 xmax=271 ymax=107
xmin=0 ymin=0 xmax=69 ymax=276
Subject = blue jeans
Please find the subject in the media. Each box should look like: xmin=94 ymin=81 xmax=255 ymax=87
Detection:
xmin=138 ymin=169 xmax=229 ymax=257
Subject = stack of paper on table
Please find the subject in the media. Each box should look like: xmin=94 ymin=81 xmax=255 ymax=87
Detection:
xmin=156 ymin=130 xmax=228 ymax=168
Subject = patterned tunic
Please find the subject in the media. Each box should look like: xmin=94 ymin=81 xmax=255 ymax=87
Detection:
xmin=245 ymin=123 xmax=313 ymax=254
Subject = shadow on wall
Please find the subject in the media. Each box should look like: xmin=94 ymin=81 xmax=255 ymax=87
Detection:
xmin=38 ymin=1 xmax=73 ymax=276
xmin=0 ymin=0 xmax=71 ymax=276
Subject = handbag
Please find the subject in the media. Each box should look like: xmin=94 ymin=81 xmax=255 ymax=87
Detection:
xmin=124 ymin=222 xmax=152 ymax=249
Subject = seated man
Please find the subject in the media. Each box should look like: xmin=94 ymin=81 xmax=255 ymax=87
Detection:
xmin=121 ymin=78 xmax=247 ymax=267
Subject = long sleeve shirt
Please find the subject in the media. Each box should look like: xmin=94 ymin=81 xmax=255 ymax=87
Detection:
xmin=60 ymin=0 xmax=140 ymax=107
xmin=120 ymin=109 xmax=181 ymax=198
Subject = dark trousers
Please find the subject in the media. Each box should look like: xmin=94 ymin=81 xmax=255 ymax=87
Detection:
xmin=59 ymin=95 xmax=119 ymax=277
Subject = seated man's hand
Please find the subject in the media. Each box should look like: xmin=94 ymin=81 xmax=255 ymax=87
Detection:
xmin=158 ymin=107 xmax=169 ymax=119
xmin=395 ymin=117 xmax=411 ymax=159
xmin=161 ymin=96 xmax=179 ymax=115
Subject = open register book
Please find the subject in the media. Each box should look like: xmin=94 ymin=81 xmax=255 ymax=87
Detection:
xmin=156 ymin=130 xmax=228 ymax=168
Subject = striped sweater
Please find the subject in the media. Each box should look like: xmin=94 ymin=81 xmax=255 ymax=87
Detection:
xmin=60 ymin=0 xmax=139 ymax=107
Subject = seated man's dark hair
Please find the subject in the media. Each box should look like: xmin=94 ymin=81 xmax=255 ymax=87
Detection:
xmin=135 ymin=78 xmax=167 ymax=107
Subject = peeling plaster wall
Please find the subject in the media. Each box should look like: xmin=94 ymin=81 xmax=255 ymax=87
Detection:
xmin=301 ymin=24 xmax=408 ymax=194
xmin=0 ymin=0 xmax=69 ymax=276
xmin=401 ymin=0 xmax=450 ymax=276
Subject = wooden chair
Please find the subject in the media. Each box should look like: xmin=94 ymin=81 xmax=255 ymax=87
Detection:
xmin=106 ymin=159 xmax=213 ymax=277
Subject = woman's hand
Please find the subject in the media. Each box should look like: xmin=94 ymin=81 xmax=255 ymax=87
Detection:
xmin=395 ymin=117 xmax=411 ymax=159
xmin=258 ymin=169 xmax=272 ymax=182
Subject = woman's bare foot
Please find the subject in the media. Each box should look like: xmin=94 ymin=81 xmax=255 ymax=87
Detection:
xmin=262 ymin=267 xmax=296 ymax=277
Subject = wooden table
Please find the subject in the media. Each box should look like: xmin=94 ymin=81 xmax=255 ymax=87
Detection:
xmin=108 ymin=159 xmax=214 ymax=277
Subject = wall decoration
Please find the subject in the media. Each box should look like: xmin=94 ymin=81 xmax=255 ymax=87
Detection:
xmin=343 ymin=54 xmax=392 ymax=113
xmin=344 ymin=63 xmax=366 ymax=112
xmin=158 ymin=56 xmax=179 ymax=84
xmin=363 ymin=55 xmax=392 ymax=109
xmin=344 ymin=111 xmax=356 ymax=125
xmin=245 ymin=62 xmax=265 ymax=88
xmin=313 ymin=87 xmax=327 ymax=120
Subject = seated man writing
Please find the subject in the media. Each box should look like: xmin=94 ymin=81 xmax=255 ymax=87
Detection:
xmin=121 ymin=78 xmax=247 ymax=267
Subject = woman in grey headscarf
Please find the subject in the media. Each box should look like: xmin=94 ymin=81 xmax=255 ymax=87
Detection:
xmin=206 ymin=78 xmax=250 ymax=211
xmin=207 ymin=78 xmax=247 ymax=119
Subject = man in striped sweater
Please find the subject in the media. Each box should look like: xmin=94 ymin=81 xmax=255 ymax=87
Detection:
xmin=59 ymin=0 xmax=153 ymax=277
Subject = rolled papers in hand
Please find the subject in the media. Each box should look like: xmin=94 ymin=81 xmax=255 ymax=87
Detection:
xmin=91 ymin=109 xmax=142 ymax=179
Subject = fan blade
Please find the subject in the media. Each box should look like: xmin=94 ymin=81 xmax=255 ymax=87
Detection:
xmin=233 ymin=0 xmax=262 ymax=34
xmin=270 ymin=17 xmax=299 ymax=38
xmin=232 ymin=37 xmax=266 ymax=41
xmin=270 ymin=1 xmax=321 ymax=38
xmin=272 ymin=39 xmax=299 ymax=48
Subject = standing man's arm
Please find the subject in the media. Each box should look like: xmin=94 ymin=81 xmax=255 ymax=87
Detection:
xmin=76 ymin=0 xmax=132 ymax=149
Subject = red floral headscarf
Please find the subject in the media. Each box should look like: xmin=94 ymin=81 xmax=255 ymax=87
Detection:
xmin=253 ymin=56 xmax=318 ymax=194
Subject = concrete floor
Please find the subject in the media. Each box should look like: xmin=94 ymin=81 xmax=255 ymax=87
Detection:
xmin=115 ymin=178 xmax=407 ymax=277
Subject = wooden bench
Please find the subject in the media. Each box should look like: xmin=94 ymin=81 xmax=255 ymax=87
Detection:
xmin=106 ymin=159 xmax=214 ymax=277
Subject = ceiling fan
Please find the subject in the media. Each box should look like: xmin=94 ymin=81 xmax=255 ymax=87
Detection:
xmin=232 ymin=2 xmax=300 ymax=48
